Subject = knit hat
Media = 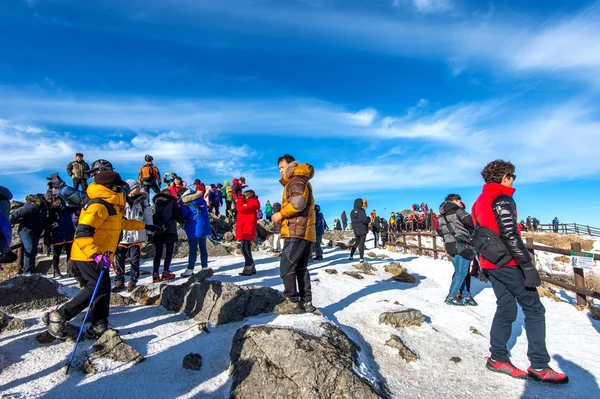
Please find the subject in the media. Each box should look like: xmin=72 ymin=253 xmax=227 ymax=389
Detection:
xmin=94 ymin=171 xmax=126 ymax=187
xmin=125 ymin=179 xmax=139 ymax=191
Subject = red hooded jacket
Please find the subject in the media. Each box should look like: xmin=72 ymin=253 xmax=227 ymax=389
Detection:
xmin=472 ymin=183 xmax=521 ymax=270
xmin=235 ymin=196 xmax=260 ymax=241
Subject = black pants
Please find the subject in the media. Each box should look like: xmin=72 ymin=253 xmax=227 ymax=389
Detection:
xmin=153 ymin=242 xmax=175 ymax=274
xmin=52 ymin=242 xmax=72 ymax=272
xmin=381 ymin=236 xmax=388 ymax=248
xmin=59 ymin=260 xmax=110 ymax=325
xmin=241 ymin=240 xmax=254 ymax=266
xmin=72 ymin=178 xmax=88 ymax=191
xmin=209 ymin=205 xmax=220 ymax=216
xmin=372 ymin=231 xmax=380 ymax=248
xmin=279 ymin=238 xmax=312 ymax=302
xmin=487 ymin=267 xmax=550 ymax=369
xmin=350 ymin=234 xmax=366 ymax=259
xmin=143 ymin=182 xmax=161 ymax=195
xmin=115 ymin=244 xmax=142 ymax=282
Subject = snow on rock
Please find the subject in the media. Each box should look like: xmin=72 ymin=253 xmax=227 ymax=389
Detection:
xmin=229 ymin=323 xmax=388 ymax=399
xmin=385 ymin=335 xmax=419 ymax=363
xmin=0 ymin=275 xmax=69 ymax=314
xmin=84 ymin=329 xmax=144 ymax=374
xmin=379 ymin=309 xmax=425 ymax=328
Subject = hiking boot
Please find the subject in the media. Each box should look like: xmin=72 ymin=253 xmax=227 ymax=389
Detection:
xmin=251 ymin=263 xmax=257 ymax=275
xmin=445 ymin=296 xmax=467 ymax=306
xmin=53 ymin=270 xmax=63 ymax=278
xmin=313 ymin=256 xmax=323 ymax=261
xmin=84 ymin=321 xmax=110 ymax=340
xmin=301 ymin=301 xmax=317 ymax=313
xmin=161 ymin=271 xmax=176 ymax=281
xmin=126 ymin=279 xmax=137 ymax=292
xmin=239 ymin=264 xmax=254 ymax=276
xmin=47 ymin=310 xmax=67 ymax=339
xmin=275 ymin=298 xmax=303 ymax=314
xmin=348 ymin=257 xmax=354 ymax=261
xmin=152 ymin=273 xmax=161 ymax=283
xmin=359 ymin=259 xmax=365 ymax=263
xmin=527 ymin=367 xmax=569 ymax=384
xmin=181 ymin=268 xmax=194 ymax=278
xmin=111 ymin=280 xmax=125 ymax=293
xmin=486 ymin=358 xmax=528 ymax=379
xmin=463 ymin=297 xmax=478 ymax=306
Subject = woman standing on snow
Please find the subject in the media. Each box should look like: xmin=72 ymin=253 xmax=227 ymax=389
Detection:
xmin=236 ymin=190 xmax=261 ymax=276
xmin=349 ymin=198 xmax=370 ymax=263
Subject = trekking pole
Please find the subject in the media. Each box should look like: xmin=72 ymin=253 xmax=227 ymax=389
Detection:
xmin=65 ymin=251 xmax=112 ymax=375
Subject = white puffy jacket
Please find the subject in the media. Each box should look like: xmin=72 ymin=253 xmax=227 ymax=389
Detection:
xmin=120 ymin=192 xmax=154 ymax=244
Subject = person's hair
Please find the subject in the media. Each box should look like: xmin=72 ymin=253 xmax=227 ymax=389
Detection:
xmin=75 ymin=152 xmax=83 ymax=157
xmin=174 ymin=177 xmax=182 ymax=183
xmin=161 ymin=189 xmax=171 ymax=195
xmin=193 ymin=179 xmax=200 ymax=184
xmin=217 ymin=183 xmax=222 ymax=188
xmin=445 ymin=194 xmax=462 ymax=202
xmin=210 ymin=184 xmax=216 ymax=188
xmin=243 ymin=189 xmax=256 ymax=199
xmin=277 ymin=154 xmax=295 ymax=164
xmin=481 ymin=160 xmax=515 ymax=184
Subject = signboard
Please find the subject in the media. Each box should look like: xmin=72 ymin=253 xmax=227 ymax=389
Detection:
xmin=570 ymin=251 xmax=595 ymax=270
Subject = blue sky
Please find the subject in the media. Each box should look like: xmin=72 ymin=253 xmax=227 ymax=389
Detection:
xmin=1 ymin=0 xmax=600 ymax=227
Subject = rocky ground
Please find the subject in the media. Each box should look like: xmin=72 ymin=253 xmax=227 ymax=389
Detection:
xmin=0 ymin=233 xmax=599 ymax=399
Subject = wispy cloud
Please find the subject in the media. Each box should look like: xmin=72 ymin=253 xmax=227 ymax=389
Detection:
xmin=393 ymin=0 xmax=453 ymax=14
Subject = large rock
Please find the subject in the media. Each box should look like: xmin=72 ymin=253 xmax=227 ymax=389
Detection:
xmin=89 ymin=329 xmax=144 ymax=364
xmin=161 ymin=277 xmax=282 ymax=325
xmin=210 ymin=214 xmax=234 ymax=235
xmin=0 ymin=311 xmax=26 ymax=334
xmin=0 ymin=275 xmax=69 ymax=314
xmin=206 ymin=240 xmax=234 ymax=257
xmin=110 ymin=293 xmax=136 ymax=306
xmin=385 ymin=335 xmax=418 ymax=362
xmin=130 ymin=283 xmax=163 ymax=305
xmin=223 ymin=232 xmax=235 ymax=242
xmin=230 ymin=323 xmax=388 ymax=399
xmin=379 ymin=309 xmax=425 ymax=328
xmin=353 ymin=261 xmax=377 ymax=275
xmin=256 ymin=219 xmax=273 ymax=241
xmin=322 ymin=230 xmax=355 ymax=243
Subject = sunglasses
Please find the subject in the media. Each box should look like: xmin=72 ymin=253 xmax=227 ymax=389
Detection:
xmin=506 ymin=173 xmax=517 ymax=181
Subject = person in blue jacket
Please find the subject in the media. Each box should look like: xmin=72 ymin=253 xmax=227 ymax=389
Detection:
xmin=552 ymin=217 xmax=559 ymax=233
xmin=180 ymin=188 xmax=211 ymax=276
xmin=313 ymin=205 xmax=325 ymax=260
xmin=45 ymin=195 xmax=78 ymax=278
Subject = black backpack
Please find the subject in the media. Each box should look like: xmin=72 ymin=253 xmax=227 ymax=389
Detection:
xmin=442 ymin=214 xmax=477 ymax=260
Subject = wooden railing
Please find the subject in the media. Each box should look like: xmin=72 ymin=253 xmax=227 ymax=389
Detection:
xmin=388 ymin=231 xmax=600 ymax=306
xmin=389 ymin=231 xmax=441 ymax=259
xmin=525 ymin=237 xmax=600 ymax=304
xmin=535 ymin=223 xmax=600 ymax=238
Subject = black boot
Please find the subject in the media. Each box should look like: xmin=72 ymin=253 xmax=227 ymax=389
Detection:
xmin=251 ymin=263 xmax=256 ymax=275
xmin=239 ymin=264 xmax=254 ymax=276
xmin=84 ymin=320 xmax=111 ymax=339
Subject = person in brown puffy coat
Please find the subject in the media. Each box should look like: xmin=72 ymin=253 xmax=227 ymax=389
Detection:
xmin=271 ymin=154 xmax=316 ymax=313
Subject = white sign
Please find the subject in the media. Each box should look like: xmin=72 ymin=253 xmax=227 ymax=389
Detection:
xmin=570 ymin=251 xmax=595 ymax=270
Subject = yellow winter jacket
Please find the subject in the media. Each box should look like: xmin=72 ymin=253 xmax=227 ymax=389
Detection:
xmin=71 ymin=183 xmax=146 ymax=262
xmin=279 ymin=162 xmax=316 ymax=243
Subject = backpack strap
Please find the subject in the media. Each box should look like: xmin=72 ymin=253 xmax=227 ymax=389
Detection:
xmin=85 ymin=198 xmax=117 ymax=216
xmin=442 ymin=213 xmax=456 ymax=236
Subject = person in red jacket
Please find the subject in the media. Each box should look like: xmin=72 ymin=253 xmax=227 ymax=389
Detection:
xmin=236 ymin=189 xmax=260 ymax=276
xmin=472 ymin=160 xmax=568 ymax=384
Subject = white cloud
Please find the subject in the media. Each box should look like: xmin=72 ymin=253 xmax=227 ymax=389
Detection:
xmin=342 ymin=108 xmax=378 ymax=126
xmin=393 ymin=0 xmax=453 ymax=14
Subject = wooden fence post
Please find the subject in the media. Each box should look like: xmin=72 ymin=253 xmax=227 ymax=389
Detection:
xmin=575 ymin=224 xmax=579 ymax=235
xmin=526 ymin=238 xmax=535 ymax=266
xmin=417 ymin=233 xmax=422 ymax=256
xmin=17 ymin=245 xmax=24 ymax=274
xmin=402 ymin=234 xmax=407 ymax=253
xmin=432 ymin=233 xmax=438 ymax=259
xmin=588 ymin=225 xmax=591 ymax=236
xmin=571 ymin=242 xmax=587 ymax=307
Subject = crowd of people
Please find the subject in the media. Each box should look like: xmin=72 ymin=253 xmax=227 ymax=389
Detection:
xmin=0 ymin=155 xmax=569 ymax=384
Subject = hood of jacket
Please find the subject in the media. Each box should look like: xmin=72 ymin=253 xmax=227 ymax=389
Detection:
xmin=439 ymin=200 xmax=461 ymax=216
xmin=87 ymin=183 xmax=125 ymax=208
xmin=26 ymin=194 xmax=47 ymax=208
xmin=279 ymin=162 xmax=315 ymax=186
xmin=353 ymin=198 xmax=363 ymax=209
xmin=153 ymin=192 xmax=175 ymax=205
xmin=224 ymin=180 xmax=231 ymax=187
xmin=182 ymin=190 xmax=203 ymax=204
xmin=127 ymin=192 xmax=149 ymax=207
xmin=0 ymin=186 xmax=13 ymax=201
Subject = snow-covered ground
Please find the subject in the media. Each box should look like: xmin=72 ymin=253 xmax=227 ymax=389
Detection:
xmin=1 ymin=234 xmax=599 ymax=399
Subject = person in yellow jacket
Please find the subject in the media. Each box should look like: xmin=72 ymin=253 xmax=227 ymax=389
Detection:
xmin=271 ymin=154 xmax=316 ymax=314
xmin=47 ymin=168 xmax=162 ymax=339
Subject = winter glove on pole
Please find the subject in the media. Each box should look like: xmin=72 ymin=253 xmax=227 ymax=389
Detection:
xmin=521 ymin=263 xmax=541 ymax=288
xmin=145 ymin=224 xmax=164 ymax=235
xmin=93 ymin=253 xmax=111 ymax=271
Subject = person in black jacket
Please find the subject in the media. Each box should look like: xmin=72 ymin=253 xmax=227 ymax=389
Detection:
xmin=341 ymin=211 xmax=348 ymax=231
xmin=9 ymin=194 xmax=49 ymax=274
xmin=151 ymin=190 xmax=184 ymax=283
xmin=45 ymin=195 xmax=78 ymax=278
xmin=349 ymin=198 xmax=369 ymax=262
xmin=472 ymin=160 xmax=568 ymax=384
xmin=371 ymin=211 xmax=381 ymax=249
xmin=66 ymin=153 xmax=90 ymax=192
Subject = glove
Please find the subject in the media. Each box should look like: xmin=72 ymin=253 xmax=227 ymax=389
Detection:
xmin=94 ymin=253 xmax=111 ymax=270
xmin=145 ymin=224 xmax=164 ymax=235
xmin=521 ymin=263 xmax=541 ymax=288
xmin=478 ymin=269 xmax=489 ymax=283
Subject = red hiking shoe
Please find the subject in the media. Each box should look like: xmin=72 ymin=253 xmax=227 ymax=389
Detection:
xmin=161 ymin=271 xmax=176 ymax=281
xmin=527 ymin=367 xmax=569 ymax=384
xmin=486 ymin=358 xmax=528 ymax=379
xmin=152 ymin=273 xmax=161 ymax=283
